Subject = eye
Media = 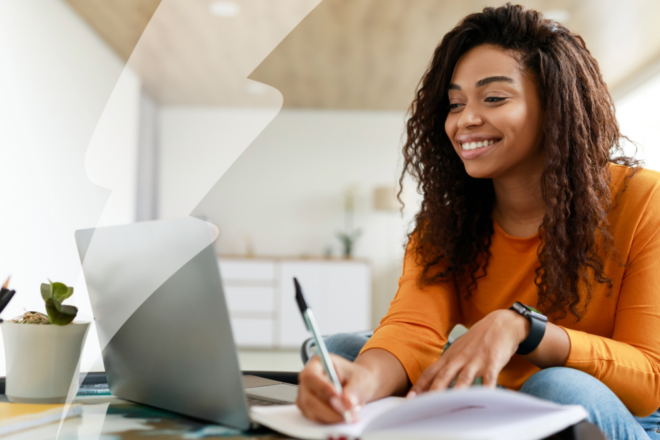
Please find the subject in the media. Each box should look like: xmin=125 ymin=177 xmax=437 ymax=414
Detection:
xmin=448 ymin=103 xmax=463 ymax=111
xmin=485 ymin=97 xmax=505 ymax=103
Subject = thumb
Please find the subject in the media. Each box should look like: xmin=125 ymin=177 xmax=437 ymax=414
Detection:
xmin=321 ymin=355 xmax=361 ymax=420
xmin=337 ymin=362 xmax=372 ymax=413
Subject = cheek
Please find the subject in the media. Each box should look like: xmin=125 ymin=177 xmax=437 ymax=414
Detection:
xmin=493 ymin=105 xmax=538 ymax=150
xmin=444 ymin=115 xmax=458 ymax=141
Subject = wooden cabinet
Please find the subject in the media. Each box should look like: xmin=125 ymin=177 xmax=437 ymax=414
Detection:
xmin=218 ymin=257 xmax=371 ymax=348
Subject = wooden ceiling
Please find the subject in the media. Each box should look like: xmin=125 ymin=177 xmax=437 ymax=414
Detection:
xmin=66 ymin=0 xmax=161 ymax=61
xmin=66 ymin=0 xmax=660 ymax=109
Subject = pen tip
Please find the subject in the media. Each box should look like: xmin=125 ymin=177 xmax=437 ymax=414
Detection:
xmin=2 ymin=277 xmax=9 ymax=290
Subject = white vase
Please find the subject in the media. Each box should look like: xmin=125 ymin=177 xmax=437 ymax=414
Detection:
xmin=2 ymin=321 xmax=90 ymax=403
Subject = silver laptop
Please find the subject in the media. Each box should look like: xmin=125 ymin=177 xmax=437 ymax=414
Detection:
xmin=75 ymin=217 xmax=297 ymax=430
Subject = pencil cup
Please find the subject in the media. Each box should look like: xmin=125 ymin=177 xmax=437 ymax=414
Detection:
xmin=2 ymin=321 xmax=90 ymax=403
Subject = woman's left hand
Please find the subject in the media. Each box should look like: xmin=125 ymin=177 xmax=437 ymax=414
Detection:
xmin=407 ymin=310 xmax=529 ymax=396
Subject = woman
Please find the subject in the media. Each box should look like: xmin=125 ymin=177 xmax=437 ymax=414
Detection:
xmin=297 ymin=4 xmax=660 ymax=439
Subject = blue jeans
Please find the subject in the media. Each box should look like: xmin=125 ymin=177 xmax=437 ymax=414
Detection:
xmin=323 ymin=333 xmax=660 ymax=440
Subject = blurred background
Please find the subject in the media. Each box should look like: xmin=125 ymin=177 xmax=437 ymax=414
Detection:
xmin=1 ymin=0 xmax=660 ymax=374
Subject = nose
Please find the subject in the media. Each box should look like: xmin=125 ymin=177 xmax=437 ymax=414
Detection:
xmin=457 ymin=102 xmax=484 ymax=129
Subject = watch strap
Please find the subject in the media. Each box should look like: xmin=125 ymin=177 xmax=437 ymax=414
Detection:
xmin=516 ymin=311 xmax=546 ymax=355
xmin=510 ymin=302 xmax=547 ymax=355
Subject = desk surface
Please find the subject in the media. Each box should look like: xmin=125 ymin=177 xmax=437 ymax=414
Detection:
xmin=1 ymin=394 xmax=290 ymax=440
xmin=0 ymin=370 xmax=604 ymax=440
xmin=0 ymin=393 xmax=605 ymax=440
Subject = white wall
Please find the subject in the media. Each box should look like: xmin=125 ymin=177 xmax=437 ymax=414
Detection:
xmin=616 ymin=74 xmax=660 ymax=171
xmin=0 ymin=0 xmax=141 ymax=374
xmin=136 ymin=90 xmax=160 ymax=221
xmin=159 ymin=107 xmax=282 ymax=219
xmin=159 ymin=109 xmax=421 ymax=326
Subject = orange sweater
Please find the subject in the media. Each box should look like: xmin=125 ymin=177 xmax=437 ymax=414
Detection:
xmin=361 ymin=164 xmax=660 ymax=417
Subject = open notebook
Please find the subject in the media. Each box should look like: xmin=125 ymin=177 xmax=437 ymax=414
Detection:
xmin=0 ymin=402 xmax=82 ymax=436
xmin=250 ymin=387 xmax=588 ymax=440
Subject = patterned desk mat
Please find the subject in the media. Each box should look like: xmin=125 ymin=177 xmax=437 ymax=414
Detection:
xmin=2 ymin=395 xmax=290 ymax=440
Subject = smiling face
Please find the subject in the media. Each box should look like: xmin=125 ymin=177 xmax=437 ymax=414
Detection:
xmin=445 ymin=44 xmax=544 ymax=180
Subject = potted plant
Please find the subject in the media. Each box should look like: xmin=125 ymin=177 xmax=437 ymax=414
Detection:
xmin=336 ymin=186 xmax=362 ymax=258
xmin=2 ymin=280 xmax=90 ymax=403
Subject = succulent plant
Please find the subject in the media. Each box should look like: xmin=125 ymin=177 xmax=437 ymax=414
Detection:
xmin=336 ymin=229 xmax=362 ymax=258
xmin=40 ymin=280 xmax=77 ymax=325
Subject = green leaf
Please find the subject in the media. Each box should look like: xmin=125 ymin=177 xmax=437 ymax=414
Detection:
xmin=50 ymin=282 xmax=73 ymax=302
xmin=59 ymin=285 xmax=73 ymax=302
xmin=45 ymin=298 xmax=77 ymax=326
xmin=40 ymin=283 xmax=51 ymax=302
xmin=56 ymin=303 xmax=77 ymax=316
xmin=45 ymin=298 xmax=59 ymax=323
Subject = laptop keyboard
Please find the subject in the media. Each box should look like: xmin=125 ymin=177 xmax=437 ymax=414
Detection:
xmin=247 ymin=396 xmax=290 ymax=407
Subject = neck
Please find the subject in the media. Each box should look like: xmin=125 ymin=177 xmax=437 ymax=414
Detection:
xmin=491 ymin=168 xmax=546 ymax=237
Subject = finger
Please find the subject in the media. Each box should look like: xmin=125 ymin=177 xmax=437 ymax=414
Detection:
xmin=428 ymin=362 xmax=463 ymax=392
xmin=329 ymin=354 xmax=356 ymax=388
xmin=298 ymin=382 xmax=350 ymax=424
xmin=481 ymin=368 xmax=499 ymax=389
xmin=301 ymin=355 xmax=358 ymax=422
xmin=297 ymin=386 xmax=344 ymax=424
xmin=451 ymin=363 xmax=480 ymax=390
xmin=407 ymin=358 xmax=447 ymax=397
xmin=308 ymin=354 xmax=352 ymax=394
xmin=322 ymin=354 xmax=366 ymax=421
xmin=339 ymin=367 xmax=371 ymax=420
xmin=299 ymin=358 xmax=341 ymax=401
xmin=340 ymin=388 xmax=360 ymax=416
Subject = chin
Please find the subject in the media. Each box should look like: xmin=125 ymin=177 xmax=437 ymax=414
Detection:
xmin=463 ymin=163 xmax=496 ymax=179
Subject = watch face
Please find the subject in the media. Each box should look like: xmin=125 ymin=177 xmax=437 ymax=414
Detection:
xmin=525 ymin=305 xmax=549 ymax=322
xmin=514 ymin=303 xmax=548 ymax=322
xmin=511 ymin=302 xmax=526 ymax=314
xmin=524 ymin=304 xmax=542 ymax=314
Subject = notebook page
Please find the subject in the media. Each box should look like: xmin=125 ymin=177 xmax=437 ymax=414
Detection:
xmin=362 ymin=388 xmax=587 ymax=440
xmin=364 ymin=404 xmax=587 ymax=440
xmin=250 ymin=397 xmax=404 ymax=440
xmin=0 ymin=403 xmax=83 ymax=437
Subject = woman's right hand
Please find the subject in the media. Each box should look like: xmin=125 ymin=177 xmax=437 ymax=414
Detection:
xmin=296 ymin=354 xmax=379 ymax=424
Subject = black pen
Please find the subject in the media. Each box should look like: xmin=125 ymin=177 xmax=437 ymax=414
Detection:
xmin=294 ymin=277 xmax=353 ymax=423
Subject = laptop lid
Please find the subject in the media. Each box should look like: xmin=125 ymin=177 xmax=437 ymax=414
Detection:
xmin=75 ymin=217 xmax=251 ymax=430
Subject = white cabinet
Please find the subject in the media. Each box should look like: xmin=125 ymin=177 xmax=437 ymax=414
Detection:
xmin=220 ymin=260 xmax=276 ymax=280
xmin=224 ymin=286 xmax=275 ymax=313
xmin=230 ymin=318 xmax=275 ymax=347
xmin=219 ymin=257 xmax=371 ymax=348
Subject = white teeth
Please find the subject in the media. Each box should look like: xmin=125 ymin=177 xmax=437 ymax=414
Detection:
xmin=461 ymin=139 xmax=498 ymax=151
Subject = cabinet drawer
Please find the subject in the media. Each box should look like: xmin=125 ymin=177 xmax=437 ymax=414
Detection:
xmin=219 ymin=259 xmax=275 ymax=281
xmin=224 ymin=286 xmax=274 ymax=312
xmin=278 ymin=261 xmax=371 ymax=348
xmin=230 ymin=318 xmax=274 ymax=347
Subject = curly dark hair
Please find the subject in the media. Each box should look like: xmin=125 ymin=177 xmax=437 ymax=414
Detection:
xmin=400 ymin=3 xmax=640 ymax=320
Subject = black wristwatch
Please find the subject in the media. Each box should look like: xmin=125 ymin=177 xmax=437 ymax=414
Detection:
xmin=509 ymin=302 xmax=548 ymax=355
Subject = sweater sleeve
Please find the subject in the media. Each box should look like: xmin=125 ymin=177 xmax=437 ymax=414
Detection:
xmin=359 ymin=242 xmax=462 ymax=384
xmin=562 ymin=185 xmax=660 ymax=417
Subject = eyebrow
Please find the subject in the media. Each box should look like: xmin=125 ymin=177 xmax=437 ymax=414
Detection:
xmin=448 ymin=76 xmax=516 ymax=91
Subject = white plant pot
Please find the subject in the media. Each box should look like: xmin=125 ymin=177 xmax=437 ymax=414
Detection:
xmin=2 ymin=321 xmax=90 ymax=403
